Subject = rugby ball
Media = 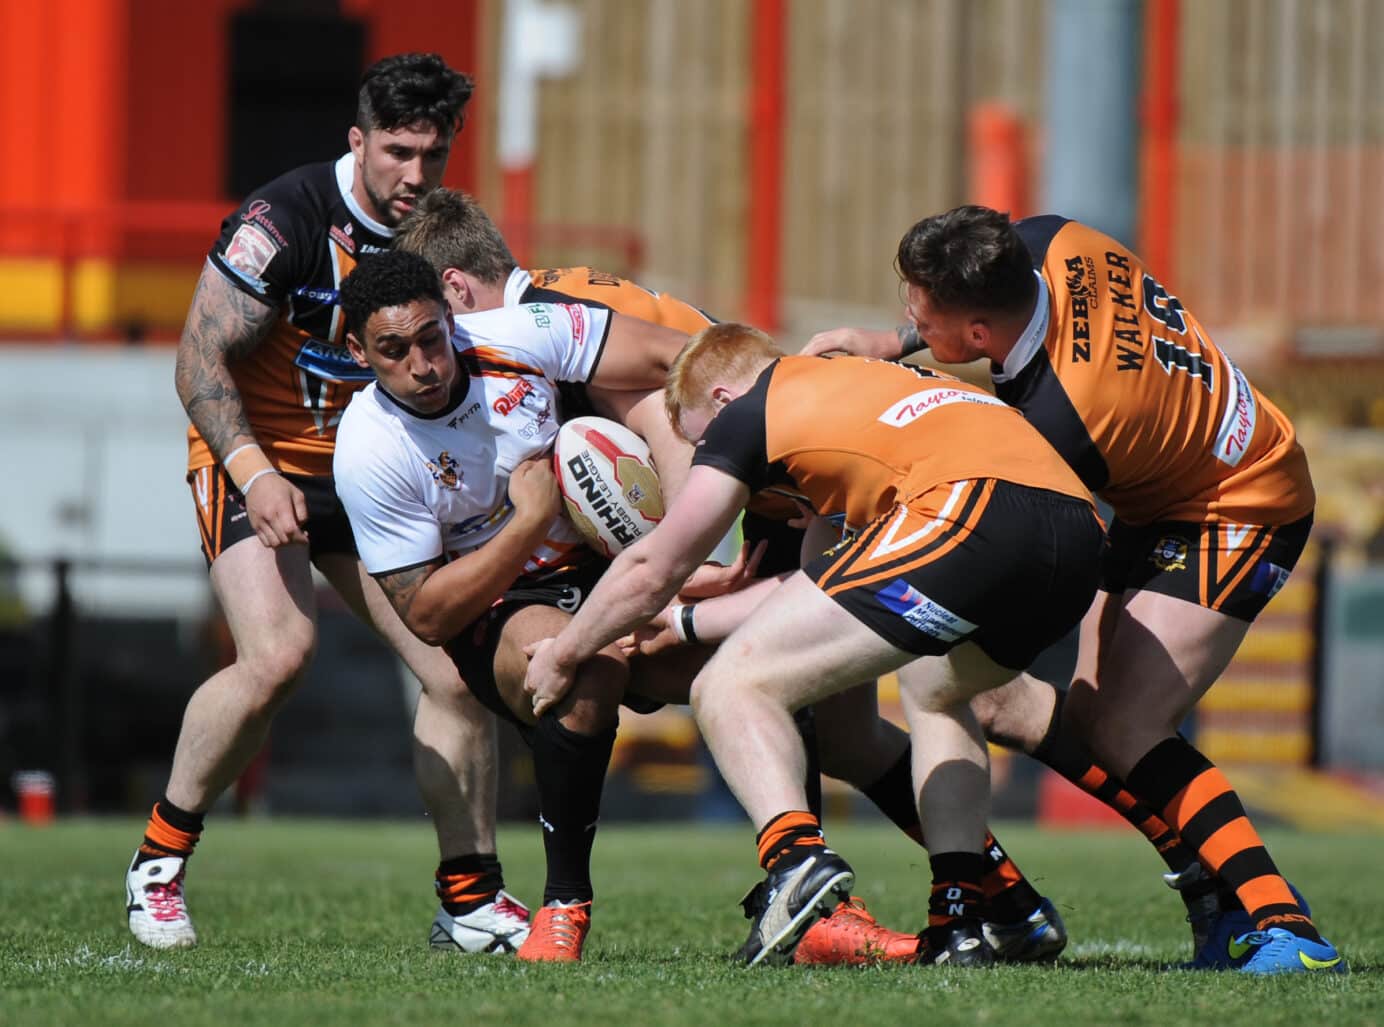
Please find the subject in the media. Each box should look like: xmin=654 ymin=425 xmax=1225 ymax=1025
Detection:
xmin=554 ymin=416 xmax=664 ymax=557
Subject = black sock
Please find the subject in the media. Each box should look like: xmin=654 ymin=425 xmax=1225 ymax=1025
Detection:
xmin=860 ymin=750 xmax=926 ymax=847
xmin=532 ymin=716 xmax=616 ymax=905
xmin=927 ymin=851 xmax=985 ymax=931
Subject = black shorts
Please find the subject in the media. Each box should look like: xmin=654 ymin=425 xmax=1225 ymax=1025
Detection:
xmin=1101 ymin=513 xmax=1313 ymax=622
xmin=805 ymin=479 xmax=1104 ymax=670
xmin=444 ymin=559 xmax=664 ymax=736
xmin=187 ymin=466 xmax=357 ymax=567
xmin=741 ymin=509 xmax=807 ymax=578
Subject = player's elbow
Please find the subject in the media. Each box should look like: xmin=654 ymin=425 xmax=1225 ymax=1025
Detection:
xmin=403 ymin=602 xmax=455 ymax=648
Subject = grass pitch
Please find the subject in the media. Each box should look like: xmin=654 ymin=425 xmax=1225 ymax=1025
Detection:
xmin=1 ymin=819 xmax=1379 ymax=1026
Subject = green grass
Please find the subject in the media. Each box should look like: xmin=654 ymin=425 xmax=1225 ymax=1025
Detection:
xmin=1 ymin=819 xmax=1380 ymax=1026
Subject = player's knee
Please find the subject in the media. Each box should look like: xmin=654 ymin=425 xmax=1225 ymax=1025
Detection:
xmin=236 ymin=630 xmax=317 ymax=700
xmin=558 ymin=655 xmax=626 ymax=735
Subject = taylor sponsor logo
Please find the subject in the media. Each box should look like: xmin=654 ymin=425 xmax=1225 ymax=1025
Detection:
xmin=875 ymin=578 xmax=977 ymax=642
xmin=427 ymin=450 xmax=462 ymax=490
xmin=329 ymin=224 xmax=355 ymax=254
xmin=1149 ymin=536 xmax=1189 ymax=572
xmin=1213 ymin=359 xmax=1258 ymax=468
xmin=223 ymin=223 xmax=279 ymax=284
xmin=877 ymin=387 xmax=1005 ymax=427
xmin=493 ymin=377 xmax=536 ymax=415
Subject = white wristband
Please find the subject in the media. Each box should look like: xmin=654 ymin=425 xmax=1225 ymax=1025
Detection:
xmin=240 ymin=467 xmax=279 ymax=497
xmin=668 ymin=604 xmax=689 ymax=644
xmin=222 ymin=442 xmax=263 ymax=467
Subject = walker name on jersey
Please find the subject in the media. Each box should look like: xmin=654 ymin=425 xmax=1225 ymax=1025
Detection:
xmin=877 ymin=387 xmax=1005 ymax=427
xmin=876 ymin=579 xmax=977 ymax=642
xmin=294 ymin=338 xmax=377 ymax=382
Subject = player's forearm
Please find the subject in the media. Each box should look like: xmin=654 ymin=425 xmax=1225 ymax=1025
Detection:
xmin=407 ymin=513 xmax=555 ymax=646
xmin=676 ymin=573 xmax=788 ymax=643
xmin=174 ymin=263 xmax=276 ymax=461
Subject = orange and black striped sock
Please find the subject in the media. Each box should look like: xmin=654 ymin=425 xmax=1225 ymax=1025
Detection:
xmin=133 ymin=797 xmax=203 ymax=866
xmin=435 ymin=853 xmax=505 ymax=915
xmin=927 ymin=851 xmax=985 ymax=931
xmin=1032 ymin=693 xmax=1198 ymax=875
xmin=1126 ymin=736 xmax=1319 ymax=941
xmin=756 ymin=811 xmax=826 ymax=872
xmin=980 ymin=831 xmax=1043 ymax=923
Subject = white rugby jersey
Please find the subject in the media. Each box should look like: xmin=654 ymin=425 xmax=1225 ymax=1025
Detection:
xmin=335 ymin=301 xmax=611 ymax=576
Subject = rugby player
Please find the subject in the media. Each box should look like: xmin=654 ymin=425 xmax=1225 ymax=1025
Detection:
xmin=525 ymin=324 xmax=1105 ymax=966
xmin=123 ymin=55 xmax=528 ymax=956
xmin=333 ymin=250 xmax=704 ymax=961
xmin=396 ymin=191 xmax=1070 ymax=964
xmin=802 ymin=205 xmax=1345 ymax=975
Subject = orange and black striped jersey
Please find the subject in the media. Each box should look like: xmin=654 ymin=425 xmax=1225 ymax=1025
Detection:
xmin=192 ymin=154 xmax=392 ymax=476
xmin=517 ymin=266 xmax=715 ymax=335
xmin=693 ymin=355 xmax=1092 ymax=536
xmin=1001 ymin=216 xmax=1313 ymax=526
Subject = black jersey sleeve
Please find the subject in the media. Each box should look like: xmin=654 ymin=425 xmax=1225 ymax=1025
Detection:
xmin=207 ymin=166 xmax=323 ymax=305
xmin=690 ymin=363 xmax=775 ymax=492
xmin=1013 ymin=215 xmax=1071 ymax=269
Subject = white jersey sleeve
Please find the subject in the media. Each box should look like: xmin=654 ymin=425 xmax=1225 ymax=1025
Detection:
xmin=452 ymin=301 xmax=611 ymax=384
xmin=334 ymin=400 xmax=444 ymax=574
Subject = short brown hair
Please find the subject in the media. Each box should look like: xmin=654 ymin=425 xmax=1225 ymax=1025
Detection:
xmin=665 ymin=323 xmax=781 ymax=438
xmin=896 ymin=204 xmax=1036 ymax=316
xmin=394 ymin=188 xmax=517 ymax=284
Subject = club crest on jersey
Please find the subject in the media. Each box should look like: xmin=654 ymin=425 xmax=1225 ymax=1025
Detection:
xmin=493 ymin=378 xmax=535 ymax=415
xmin=1149 ymin=536 xmax=1189 ymax=572
xmin=427 ymin=450 xmax=462 ymax=490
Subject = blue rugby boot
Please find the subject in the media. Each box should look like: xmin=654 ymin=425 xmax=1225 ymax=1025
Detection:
xmin=1236 ymin=927 xmax=1347 ymax=975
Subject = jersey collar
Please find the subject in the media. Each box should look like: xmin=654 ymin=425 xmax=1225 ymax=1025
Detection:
xmin=335 ymin=154 xmax=395 ymax=239
xmin=991 ymin=270 xmax=1050 ymax=384
xmin=502 ymin=266 xmax=531 ymax=307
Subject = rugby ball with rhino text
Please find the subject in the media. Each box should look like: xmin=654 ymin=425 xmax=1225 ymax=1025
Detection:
xmin=554 ymin=416 xmax=664 ymax=557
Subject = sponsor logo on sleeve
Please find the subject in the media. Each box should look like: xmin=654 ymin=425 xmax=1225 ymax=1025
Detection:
xmin=877 ymin=387 xmax=1005 ymax=427
xmin=1212 ymin=358 xmax=1258 ymax=468
xmin=875 ymin=578 xmax=978 ymax=642
xmin=240 ymin=199 xmax=288 ymax=247
xmin=561 ymin=303 xmax=586 ymax=343
xmin=223 ymin=222 xmax=280 ymax=288
xmin=329 ymin=224 xmax=356 ymax=254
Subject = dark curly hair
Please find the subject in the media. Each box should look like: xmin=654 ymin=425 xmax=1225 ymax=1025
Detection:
xmin=895 ymin=205 xmax=1036 ymax=315
xmin=340 ymin=250 xmax=447 ymax=341
xmin=356 ymin=53 xmax=474 ymax=136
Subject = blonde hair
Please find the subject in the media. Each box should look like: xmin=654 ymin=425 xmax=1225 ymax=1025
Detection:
xmin=394 ymin=188 xmax=516 ymax=284
xmin=665 ymin=322 xmax=782 ymax=438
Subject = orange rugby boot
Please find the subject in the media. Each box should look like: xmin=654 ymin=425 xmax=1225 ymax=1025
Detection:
xmin=516 ymin=901 xmax=591 ymax=962
xmin=794 ymin=897 xmax=920 ymax=966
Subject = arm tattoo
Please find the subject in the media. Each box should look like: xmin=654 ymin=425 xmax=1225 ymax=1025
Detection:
xmin=173 ymin=263 xmax=278 ymax=459
xmin=896 ymin=322 xmax=927 ymax=357
xmin=373 ymin=563 xmax=440 ymax=625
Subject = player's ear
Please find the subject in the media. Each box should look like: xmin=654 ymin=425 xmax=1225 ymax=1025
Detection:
xmin=348 ymin=125 xmax=366 ymax=161
xmin=440 ymin=267 xmax=468 ymax=312
xmin=346 ymin=330 xmax=369 ymax=368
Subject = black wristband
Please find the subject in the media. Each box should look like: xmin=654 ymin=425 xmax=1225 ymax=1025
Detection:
xmin=679 ymin=603 xmax=700 ymax=645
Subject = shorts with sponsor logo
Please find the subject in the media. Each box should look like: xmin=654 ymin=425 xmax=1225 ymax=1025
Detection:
xmin=444 ymin=558 xmax=664 ymax=736
xmin=1101 ymin=513 xmax=1313 ymax=622
xmin=805 ymin=479 xmax=1104 ymax=670
xmin=187 ymin=466 xmax=357 ymax=567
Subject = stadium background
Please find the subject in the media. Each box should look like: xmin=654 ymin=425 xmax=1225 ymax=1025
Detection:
xmin=0 ymin=0 xmax=1381 ymax=831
